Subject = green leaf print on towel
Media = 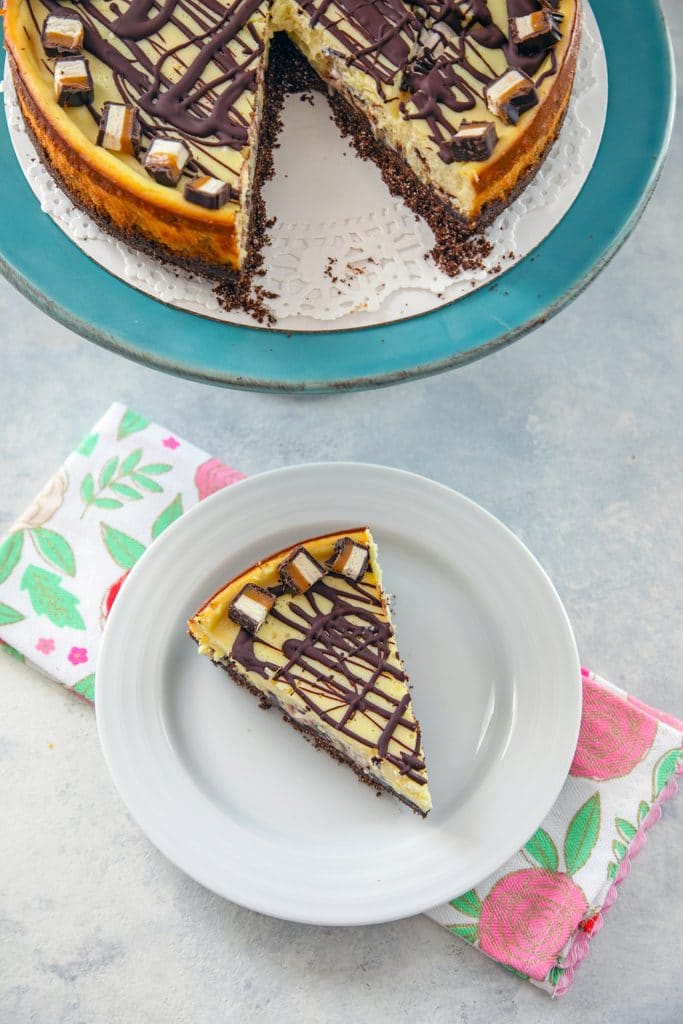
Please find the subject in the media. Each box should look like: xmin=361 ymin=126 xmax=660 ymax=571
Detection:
xmin=120 ymin=449 xmax=143 ymax=475
xmin=615 ymin=817 xmax=637 ymax=841
xmin=100 ymin=524 xmax=146 ymax=571
xmin=450 ymin=889 xmax=482 ymax=917
xmin=130 ymin=472 xmax=162 ymax=493
xmin=99 ymin=456 xmax=120 ymax=490
xmin=611 ymin=840 xmax=627 ymax=863
xmin=117 ymin=410 xmax=150 ymax=440
xmin=524 ymin=828 xmax=559 ymax=872
xmin=0 ymin=531 xmax=23 ymax=584
xmin=76 ymin=432 xmax=99 ymax=457
xmin=564 ymin=793 xmax=601 ymax=876
xmin=20 ymin=565 xmax=85 ymax=630
xmin=0 ymin=603 xmax=25 ymax=626
xmin=80 ymin=449 xmax=172 ymax=517
xmin=606 ymin=812 xmax=638 ymax=881
xmin=151 ymin=495 xmax=183 ymax=540
xmin=137 ymin=463 xmax=173 ymax=475
xmin=0 ymin=640 xmax=25 ymax=662
xmin=31 ymin=528 xmax=76 ymax=577
xmin=73 ymin=673 xmax=96 ymax=701
xmin=80 ymin=473 xmax=95 ymax=504
xmin=547 ymin=965 xmax=564 ymax=988
xmin=653 ymin=748 xmax=682 ymax=799
xmin=449 ymin=924 xmax=479 ymax=943
xmin=93 ymin=498 xmax=124 ymax=510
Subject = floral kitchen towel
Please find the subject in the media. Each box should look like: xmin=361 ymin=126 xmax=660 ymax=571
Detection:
xmin=0 ymin=402 xmax=244 ymax=695
xmin=426 ymin=668 xmax=683 ymax=996
xmin=0 ymin=407 xmax=680 ymax=997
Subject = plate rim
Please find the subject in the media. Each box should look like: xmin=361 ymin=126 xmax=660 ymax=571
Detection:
xmin=95 ymin=462 xmax=582 ymax=925
xmin=0 ymin=0 xmax=676 ymax=392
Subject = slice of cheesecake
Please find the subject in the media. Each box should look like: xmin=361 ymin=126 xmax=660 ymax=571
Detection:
xmin=188 ymin=528 xmax=432 ymax=816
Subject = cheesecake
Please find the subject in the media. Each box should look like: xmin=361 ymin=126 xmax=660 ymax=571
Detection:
xmin=4 ymin=1 xmax=581 ymax=285
xmin=188 ymin=528 xmax=433 ymax=816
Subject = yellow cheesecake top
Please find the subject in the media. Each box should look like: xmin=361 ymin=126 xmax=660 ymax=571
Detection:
xmin=401 ymin=2 xmax=575 ymax=179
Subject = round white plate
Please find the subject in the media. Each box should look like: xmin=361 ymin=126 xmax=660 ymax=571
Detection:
xmin=96 ymin=464 xmax=581 ymax=925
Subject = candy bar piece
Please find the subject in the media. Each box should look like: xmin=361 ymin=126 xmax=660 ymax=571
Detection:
xmin=509 ymin=11 xmax=562 ymax=55
xmin=450 ymin=120 xmax=498 ymax=162
xmin=327 ymin=538 xmax=369 ymax=583
xmin=41 ymin=14 xmax=84 ymax=57
xmin=228 ymin=584 xmax=275 ymax=634
xmin=184 ymin=175 xmax=231 ymax=210
xmin=142 ymin=137 xmax=190 ymax=187
xmin=53 ymin=57 xmax=93 ymax=108
xmin=96 ymin=102 xmax=142 ymax=156
xmin=485 ymin=69 xmax=538 ymax=125
xmin=278 ymin=546 xmax=326 ymax=594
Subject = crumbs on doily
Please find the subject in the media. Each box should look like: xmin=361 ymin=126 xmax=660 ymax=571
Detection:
xmin=324 ymin=256 xmax=339 ymax=284
xmin=324 ymin=254 xmax=378 ymax=288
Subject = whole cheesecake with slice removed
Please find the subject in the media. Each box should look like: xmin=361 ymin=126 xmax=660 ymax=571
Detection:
xmin=188 ymin=528 xmax=432 ymax=816
xmin=4 ymin=0 xmax=581 ymax=284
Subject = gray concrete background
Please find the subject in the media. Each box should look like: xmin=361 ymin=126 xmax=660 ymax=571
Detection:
xmin=1 ymin=3 xmax=681 ymax=1021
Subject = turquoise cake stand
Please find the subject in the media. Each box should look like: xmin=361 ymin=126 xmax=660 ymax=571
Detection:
xmin=0 ymin=2 xmax=675 ymax=393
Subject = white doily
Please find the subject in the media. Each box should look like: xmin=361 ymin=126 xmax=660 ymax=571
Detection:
xmin=2 ymin=5 xmax=606 ymax=332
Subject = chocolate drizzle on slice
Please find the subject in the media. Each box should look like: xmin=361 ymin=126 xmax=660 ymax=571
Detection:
xmin=231 ymin=574 xmax=428 ymax=784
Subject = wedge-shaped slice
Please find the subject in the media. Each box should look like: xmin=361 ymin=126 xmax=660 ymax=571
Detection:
xmin=188 ymin=527 xmax=432 ymax=816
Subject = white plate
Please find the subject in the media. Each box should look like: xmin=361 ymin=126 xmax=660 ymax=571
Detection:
xmin=96 ymin=464 xmax=581 ymax=925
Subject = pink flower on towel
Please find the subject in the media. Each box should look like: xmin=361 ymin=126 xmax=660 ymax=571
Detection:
xmin=570 ymin=677 xmax=657 ymax=780
xmin=479 ymin=869 xmax=587 ymax=980
xmin=162 ymin=436 xmax=180 ymax=450
xmin=67 ymin=646 xmax=88 ymax=666
xmin=36 ymin=638 xmax=55 ymax=655
xmin=194 ymin=458 xmax=245 ymax=501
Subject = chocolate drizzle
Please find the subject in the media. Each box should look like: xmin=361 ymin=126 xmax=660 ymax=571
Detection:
xmin=404 ymin=1 xmax=560 ymax=164
xmin=302 ymin=0 xmax=419 ymax=90
xmin=231 ymin=575 xmax=428 ymax=785
xmin=32 ymin=0 xmax=271 ymax=184
xmin=27 ymin=0 xmax=565 ymax=188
